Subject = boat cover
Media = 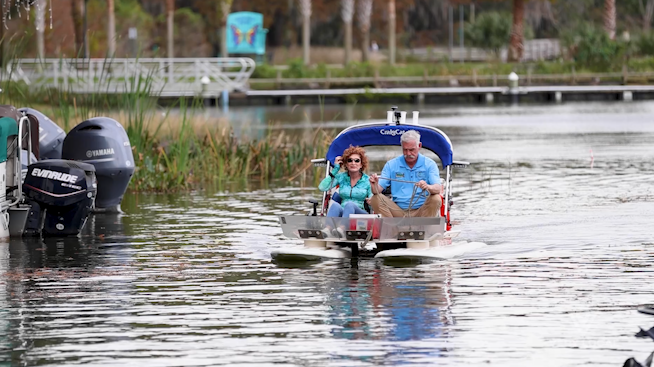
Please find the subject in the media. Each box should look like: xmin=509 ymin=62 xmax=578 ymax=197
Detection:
xmin=326 ymin=125 xmax=453 ymax=167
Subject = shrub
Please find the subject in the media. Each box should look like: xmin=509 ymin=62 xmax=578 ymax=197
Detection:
xmin=561 ymin=23 xmax=628 ymax=71
xmin=635 ymin=32 xmax=654 ymax=56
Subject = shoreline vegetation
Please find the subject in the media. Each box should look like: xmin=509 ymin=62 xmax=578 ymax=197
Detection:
xmin=0 ymin=82 xmax=334 ymax=193
xmin=4 ymin=54 xmax=654 ymax=192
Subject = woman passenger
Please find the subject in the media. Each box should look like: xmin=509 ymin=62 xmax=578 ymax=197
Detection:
xmin=318 ymin=146 xmax=373 ymax=236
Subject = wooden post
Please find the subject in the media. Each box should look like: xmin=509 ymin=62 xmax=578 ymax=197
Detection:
xmin=374 ymin=69 xmax=380 ymax=88
xmin=276 ymin=69 xmax=282 ymax=89
xmin=571 ymin=65 xmax=576 ymax=84
xmin=326 ymin=69 xmax=331 ymax=89
xmin=473 ymin=69 xmax=478 ymax=86
xmin=492 ymin=74 xmax=497 ymax=87
xmin=423 ymin=68 xmax=428 ymax=86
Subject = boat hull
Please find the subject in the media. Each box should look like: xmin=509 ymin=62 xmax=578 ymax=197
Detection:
xmin=271 ymin=247 xmax=351 ymax=261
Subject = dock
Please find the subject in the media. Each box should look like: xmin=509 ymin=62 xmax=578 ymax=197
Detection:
xmin=235 ymin=85 xmax=654 ymax=105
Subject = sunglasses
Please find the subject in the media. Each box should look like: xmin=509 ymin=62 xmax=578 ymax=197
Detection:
xmin=347 ymin=158 xmax=361 ymax=163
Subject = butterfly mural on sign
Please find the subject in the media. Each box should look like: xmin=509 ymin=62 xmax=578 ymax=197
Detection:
xmin=231 ymin=25 xmax=259 ymax=46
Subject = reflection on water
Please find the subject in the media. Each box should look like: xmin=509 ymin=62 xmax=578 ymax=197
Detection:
xmin=2 ymin=101 xmax=654 ymax=366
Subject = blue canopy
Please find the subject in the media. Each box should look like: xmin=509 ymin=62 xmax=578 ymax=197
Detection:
xmin=326 ymin=124 xmax=453 ymax=167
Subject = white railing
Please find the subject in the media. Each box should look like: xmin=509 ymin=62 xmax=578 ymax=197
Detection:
xmin=4 ymin=57 xmax=256 ymax=95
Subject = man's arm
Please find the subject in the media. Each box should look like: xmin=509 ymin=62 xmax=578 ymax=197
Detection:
xmin=416 ymin=160 xmax=441 ymax=195
xmin=370 ymin=163 xmax=391 ymax=195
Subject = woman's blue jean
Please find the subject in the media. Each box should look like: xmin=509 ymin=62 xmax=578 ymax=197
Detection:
xmin=327 ymin=201 xmax=367 ymax=218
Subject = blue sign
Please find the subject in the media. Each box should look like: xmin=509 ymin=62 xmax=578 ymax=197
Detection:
xmin=227 ymin=12 xmax=267 ymax=56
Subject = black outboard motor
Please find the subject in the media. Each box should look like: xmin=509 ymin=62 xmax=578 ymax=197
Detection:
xmin=23 ymin=160 xmax=97 ymax=236
xmin=62 ymin=117 xmax=134 ymax=213
xmin=19 ymin=107 xmax=65 ymax=160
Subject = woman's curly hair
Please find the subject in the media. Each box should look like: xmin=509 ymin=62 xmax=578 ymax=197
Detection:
xmin=342 ymin=145 xmax=368 ymax=172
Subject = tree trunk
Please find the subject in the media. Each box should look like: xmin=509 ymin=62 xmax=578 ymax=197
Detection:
xmin=604 ymin=0 xmax=616 ymax=39
xmin=345 ymin=21 xmax=352 ymax=63
xmin=640 ymin=0 xmax=654 ymax=31
xmin=71 ymin=0 xmax=85 ymax=57
xmin=36 ymin=0 xmax=46 ymax=59
xmin=389 ymin=0 xmax=396 ymax=65
xmin=220 ymin=0 xmax=233 ymax=57
xmin=303 ymin=15 xmax=310 ymax=65
xmin=299 ymin=0 xmax=311 ymax=65
xmin=357 ymin=0 xmax=372 ymax=62
xmin=508 ymin=0 xmax=525 ymax=62
xmin=0 ymin=1 xmax=4 ymax=68
xmin=166 ymin=0 xmax=174 ymax=59
xmin=108 ymin=0 xmax=116 ymax=57
xmin=342 ymin=0 xmax=354 ymax=64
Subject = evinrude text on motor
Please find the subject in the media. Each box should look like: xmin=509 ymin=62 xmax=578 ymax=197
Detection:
xmin=62 ymin=117 xmax=134 ymax=213
xmin=22 ymin=160 xmax=97 ymax=236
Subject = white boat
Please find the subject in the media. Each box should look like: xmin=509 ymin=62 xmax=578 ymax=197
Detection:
xmin=273 ymin=107 xmax=483 ymax=262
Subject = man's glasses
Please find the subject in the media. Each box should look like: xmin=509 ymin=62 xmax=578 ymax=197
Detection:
xmin=347 ymin=158 xmax=361 ymax=163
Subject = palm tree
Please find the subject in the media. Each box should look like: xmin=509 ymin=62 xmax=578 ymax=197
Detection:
xmin=640 ymin=0 xmax=654 ymax=31
xmin=298 ymin=0 xmax=311 ymax=65
xmin=35 ymin=0 xmax=46 ymax=59
xmin=71 ymin=0 xmax=85 ymax=57
xmin=604 ymin=0 xmax=616 ymax=39
xmin=166 ymin=0 xmax=175 ymax=59
xmin=108 ymin=0 xmax=116 ymax=57
xmin=388 ymin=0 xmax=395 ymax=65
xmin=342 ymin=0 xmax=354 ymax=64
xmin=508 ymin=0 xmax=525 ymax=62
xmin=357 ymin=0 xmax=373 ymax=62
xmin=219 ymin=0 xmax=234 ymax=57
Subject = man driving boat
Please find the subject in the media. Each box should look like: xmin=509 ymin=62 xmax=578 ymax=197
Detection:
xmin=368 ymin=130 xmax=442 ymax=217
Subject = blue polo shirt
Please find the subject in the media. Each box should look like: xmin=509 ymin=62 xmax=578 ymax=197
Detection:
xmin=378 ymin=154 xmax=440 ymax=210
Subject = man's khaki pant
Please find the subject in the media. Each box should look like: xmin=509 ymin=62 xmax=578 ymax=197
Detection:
xmin=370 ymin=194 xmax=442 ymax=217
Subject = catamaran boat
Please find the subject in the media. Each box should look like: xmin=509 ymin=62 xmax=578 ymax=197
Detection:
xmin=274 ymin=107 xmax=485 ymax=262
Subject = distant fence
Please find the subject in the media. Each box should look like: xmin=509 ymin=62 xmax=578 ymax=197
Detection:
xmin=4 ymin=58 xmax=256 ymax=96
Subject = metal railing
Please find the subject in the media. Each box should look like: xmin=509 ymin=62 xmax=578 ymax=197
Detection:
xmin=5 ymin=58 xmax=256 ymax=95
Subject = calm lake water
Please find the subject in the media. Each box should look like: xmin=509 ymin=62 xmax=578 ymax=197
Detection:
xmin=2 ymin=101 xmax=654 ymax=366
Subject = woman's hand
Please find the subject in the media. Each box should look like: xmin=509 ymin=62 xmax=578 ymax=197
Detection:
xmin=334 ymin=156 xmax=343 ymax=166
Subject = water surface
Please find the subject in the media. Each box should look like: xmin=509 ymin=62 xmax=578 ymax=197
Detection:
xmin=2 ymin=101 xmax=654 ymax=366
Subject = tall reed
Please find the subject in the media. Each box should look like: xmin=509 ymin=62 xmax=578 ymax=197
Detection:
xmin=1 ymin=53 xmax=333 ymax=192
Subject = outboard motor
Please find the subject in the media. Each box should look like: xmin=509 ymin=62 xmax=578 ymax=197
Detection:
xmin=62 ymin=117 xmax=134 ymax=212
xmin=19 ymin=107 xmax=65 ymax=160
xmin=22 ymin=160 xmax=97 ymax=236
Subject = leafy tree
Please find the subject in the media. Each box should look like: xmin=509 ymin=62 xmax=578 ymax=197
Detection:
xmin=465 ymin=11 xmax=512 ymax=59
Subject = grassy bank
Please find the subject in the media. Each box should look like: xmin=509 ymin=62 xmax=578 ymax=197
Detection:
xmin=252 ymin=58 xmax=654 ymax=80
xmin=0 ymin=82 xmax=333 ymax=192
